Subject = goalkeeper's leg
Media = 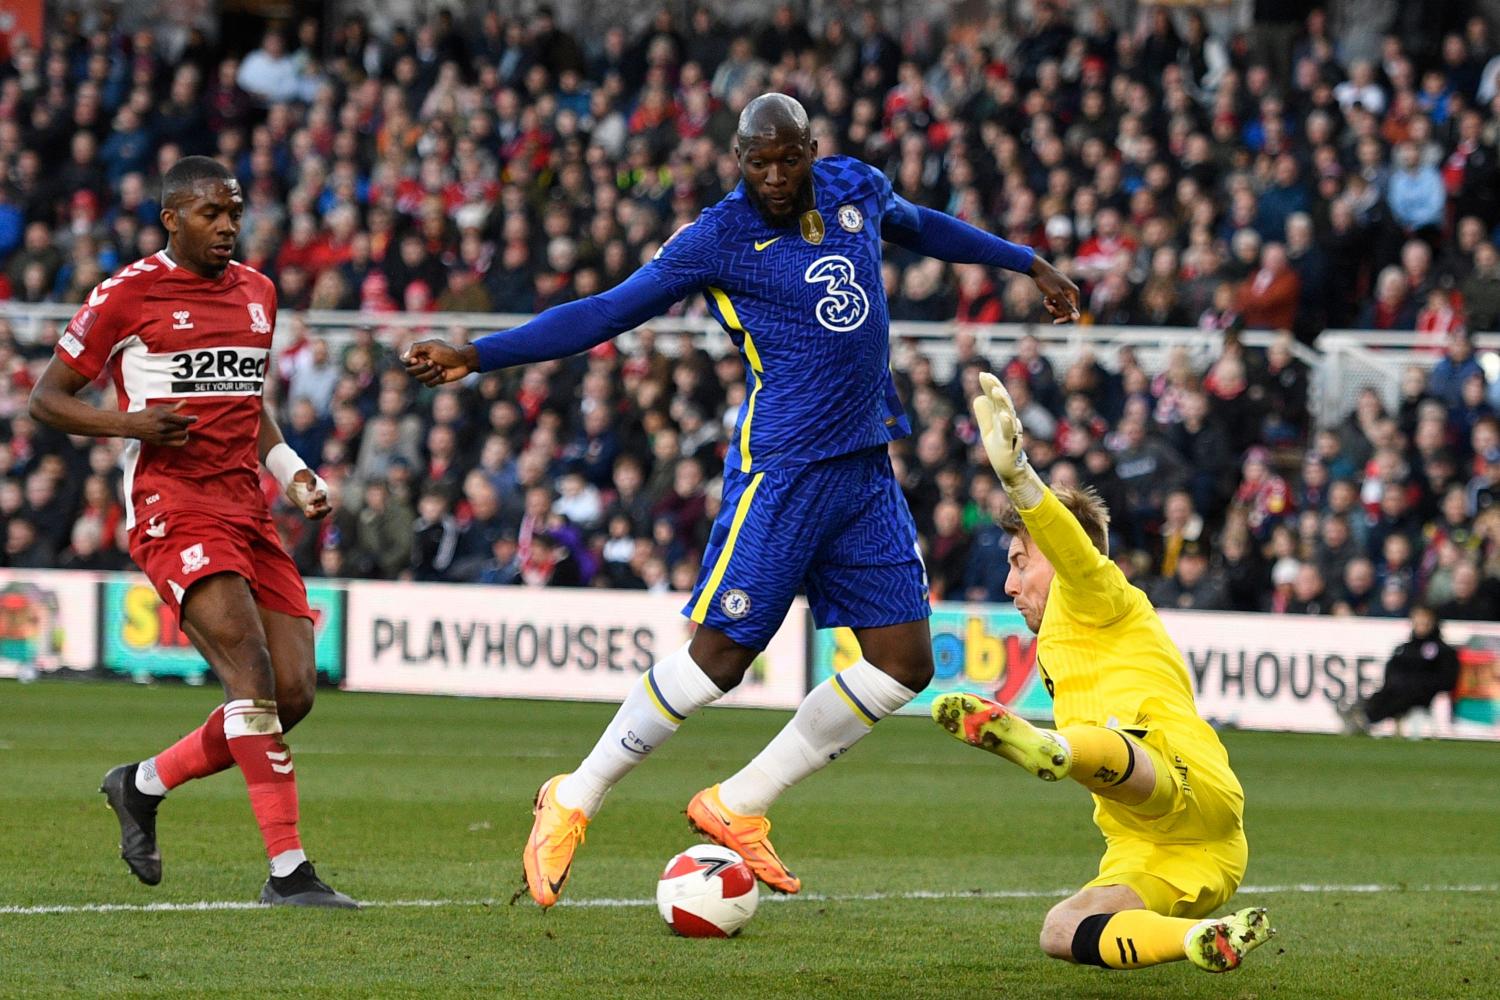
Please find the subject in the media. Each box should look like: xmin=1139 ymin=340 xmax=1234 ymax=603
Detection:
xmin=1042 ymin=883 xmax=1274 ymax=972
xmin=932 ymin=693 xmax=1164 ymax=805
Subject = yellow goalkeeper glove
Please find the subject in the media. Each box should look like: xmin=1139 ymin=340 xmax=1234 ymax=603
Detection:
xmin=972 ymin=371 xmax=1046 ymax=507
xmin=972 ymin=372 xmax=1029 ymax=484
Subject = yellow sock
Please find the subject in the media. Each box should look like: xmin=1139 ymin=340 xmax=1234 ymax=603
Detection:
xmin=1055 ymin=725 xmax=1137 ymax=793
xmin=1074 ymin=909 xmax=1197 ymax=969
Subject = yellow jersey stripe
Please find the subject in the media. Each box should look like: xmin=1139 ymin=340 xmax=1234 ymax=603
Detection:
xmin=690 ymin=471 xmax=765 ymax=623
xmin=708 ymin=286 xmax=763 ymax=471
xmin=740 ymin=367 xmax=762 ymax=471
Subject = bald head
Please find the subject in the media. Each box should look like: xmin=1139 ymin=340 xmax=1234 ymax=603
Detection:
xmin=736 ymin=93 xmax=810 ymax=145
xmin=734 ymin=92 xmax=817 ymax=224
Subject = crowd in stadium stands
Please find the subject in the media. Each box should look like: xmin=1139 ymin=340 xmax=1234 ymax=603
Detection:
xmin=0 ymin=3 xmax=1499 ymax=621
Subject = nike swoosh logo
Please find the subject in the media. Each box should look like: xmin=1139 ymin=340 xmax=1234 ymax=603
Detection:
xmin=547 ymin=864 xmax=571 ymax=896
xmin=753 ymin=238 xmax=781 ymax=251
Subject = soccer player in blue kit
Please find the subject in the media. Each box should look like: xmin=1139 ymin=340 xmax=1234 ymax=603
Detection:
xmin=405 ymin=93 xmax=1080 ymax=908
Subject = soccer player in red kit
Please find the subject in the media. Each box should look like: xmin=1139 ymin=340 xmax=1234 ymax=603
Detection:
xmin=28 ymin=156 xmax=356 ymax=907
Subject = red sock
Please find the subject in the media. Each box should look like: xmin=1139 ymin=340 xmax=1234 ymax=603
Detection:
xmin=153 ymin=705 xmax=235 ymax=789
xmin=223 ymin=699 xmax=302 ymax=858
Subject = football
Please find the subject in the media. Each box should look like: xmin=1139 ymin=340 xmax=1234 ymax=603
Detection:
xmin=655 ymin=844 xmax=760 ymax=938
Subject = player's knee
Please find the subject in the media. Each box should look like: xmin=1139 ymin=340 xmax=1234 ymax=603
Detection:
xmin=1039 ymin=908 xmax=1081 ymax=961
xmin=221 ymin=633 xmax=275 ymax=688
xmin=698 ymin=658 xmax=748 ymax=692
xmin=688 ymin=629 xmax=757 ymax=692
xmin=875 ymin=654 xmax=932 ymax=693
xmin=277 ymin=678 xmax=316 ymax=731
xmin=899 ymin=655 xmax=934 ymax=692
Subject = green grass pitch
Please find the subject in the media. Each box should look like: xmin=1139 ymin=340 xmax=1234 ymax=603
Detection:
xmin=1 ymin=681 xmax=1497 ymax=998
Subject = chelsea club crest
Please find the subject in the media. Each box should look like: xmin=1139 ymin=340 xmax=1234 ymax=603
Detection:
xmin=721 ymin=589 xmax=752 ymax=620
xmin=837 ymin=204 xmax=863 ymax=233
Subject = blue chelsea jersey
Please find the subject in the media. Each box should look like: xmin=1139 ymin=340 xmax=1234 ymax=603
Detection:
xmin=647 ymin=155 xmax=913 ymax=473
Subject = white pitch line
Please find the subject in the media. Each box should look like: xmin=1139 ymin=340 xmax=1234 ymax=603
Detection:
xmin=1 ymin=883 xmax=1494 ymax=917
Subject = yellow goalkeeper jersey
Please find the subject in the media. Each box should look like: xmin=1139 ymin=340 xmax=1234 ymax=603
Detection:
xmin=1017 ymin=489 xmax=1242 ymax=841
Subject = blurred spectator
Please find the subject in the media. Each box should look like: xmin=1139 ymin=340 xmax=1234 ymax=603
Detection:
xmin=1333 ymin=557 xmax=1380 ymax=617
xmin=411 ymin=485 xmax=459 ymax=582
xmin=1232 ymin=447 xmax=1293 ymax=543
xmin=1461 ymin=242 xmax=1500 ymax=331
xmin=926 ymin=499 xmax=970 ymax=602
xmin=963 ymin=489 xmax=1010 ymax=603
xmin=1429 ymin=332 xmax=1484 ymax=408
xmin=1469 ymin=447 xmax=1500 ymax=515
xmin=289 ymin=338 xmax=341 ymax=415
xmin=355 ymin=480 xmax=415 ymax=580
xmin=1238 ymin=244 xmax=1300 ymax=331
xmin=4 ymin=518 xmax=53 ymax=568
xmin=1111 ymin=416 xmax=1186 ymax=547
xmin=1439 ymin=560 xmax=1500 ymax=621
xmin=477 ymin=537 xmax=522 ymax=585
xmin=1386 ymin=142 xmax=1446 ymax=238
xmin=1285 ymin=563 xmax=1330 ymax=615
xmin=1358 ymin=266 xmax=1418 ymax=330
xmin=1150 ymin=538 xmax=1227 ymax=611
xmin=530 ymin=530 xmax=583 ymax=588
xmin=237 ymin=31 xmax=300 ymax=105
xmin=57 ymin=519 xmax=117 ymax=571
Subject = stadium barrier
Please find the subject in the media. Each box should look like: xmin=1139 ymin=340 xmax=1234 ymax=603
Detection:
xmin=9 ymin=299 xmax=1420 ymax=425
xmin=3 ymin=568 xmax=1496 ymax=740
xmin=1317 ymin=330 xmax=1500 ymax=422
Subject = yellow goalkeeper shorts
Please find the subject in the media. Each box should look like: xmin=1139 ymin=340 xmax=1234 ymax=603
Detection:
xmin=1083 ymin=726 xmax=1249 ymax=919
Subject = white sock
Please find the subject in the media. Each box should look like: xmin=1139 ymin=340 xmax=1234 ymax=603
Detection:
xmin=270 ymin=848 xmax=308 ymax=878
xmin=555 ymin=644 xmax=723 ymax=816
xmin=135 ymin=758 xmax=168 ymax=797
xmin=718 ymin=659 xmax=917 ymax=815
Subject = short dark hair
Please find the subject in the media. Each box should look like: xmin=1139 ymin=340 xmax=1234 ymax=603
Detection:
xmin=161 ymin=155 xmax=234 ymax=209
xmin=998 ymin=484 xmax=1111 ymax=556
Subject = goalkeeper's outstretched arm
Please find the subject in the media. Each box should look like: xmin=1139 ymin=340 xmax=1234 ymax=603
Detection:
xmin=971 ymin=373 xmax=1124 ymax=611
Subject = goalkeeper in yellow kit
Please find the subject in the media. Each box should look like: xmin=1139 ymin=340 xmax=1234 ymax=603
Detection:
xmin=932 ymin=373 xmax=1275 ymax=974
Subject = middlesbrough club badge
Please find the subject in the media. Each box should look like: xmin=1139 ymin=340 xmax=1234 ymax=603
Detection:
xmin=247 ymin=303 xmax=272 ymax=334
xmin=179 ymin=543 xmax=211 ymax=575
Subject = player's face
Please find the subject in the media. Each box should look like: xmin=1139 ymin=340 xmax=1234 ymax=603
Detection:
xmin=163 ymin=179 xmax=243 ymax=279
xmin=736 ymin=132 xmax=817 ymax=226
xmin=1005 ymin=533 xmax=1055 ymax=634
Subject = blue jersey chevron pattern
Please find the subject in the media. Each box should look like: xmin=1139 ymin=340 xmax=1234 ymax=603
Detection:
xmin=649 ymin=155 xmax=912 ymax=473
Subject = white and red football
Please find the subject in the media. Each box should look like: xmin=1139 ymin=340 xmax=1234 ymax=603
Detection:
xmin=655 ymin=844 xmax=760 ymax=937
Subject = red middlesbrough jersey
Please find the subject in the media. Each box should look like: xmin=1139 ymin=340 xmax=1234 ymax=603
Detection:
xmin=55 ymin=251 xmax=278 ymax=529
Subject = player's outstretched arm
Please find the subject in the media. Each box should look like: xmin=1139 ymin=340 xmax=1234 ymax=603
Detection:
xmin=882 ymin=199 xmax=1080 ymax=323
xmin=28 ymin=356 xmax=198 ymax=445
xmin=972 ymin=372 xmax=1120 ymax=604
xmin=259 ymin=408 xmax=330 ymax=520
xmin=403 ymin=264 xmax=686 ymax=386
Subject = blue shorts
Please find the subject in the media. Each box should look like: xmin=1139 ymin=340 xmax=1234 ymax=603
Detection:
xmin=683 ymin=446 xmax=931 ymax=649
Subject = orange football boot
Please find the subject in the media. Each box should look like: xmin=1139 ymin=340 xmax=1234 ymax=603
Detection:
xmin=685 ymin=784 xmax=801 ymax=894
xmin=521 ymin=775 xmax=589 ymax=908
